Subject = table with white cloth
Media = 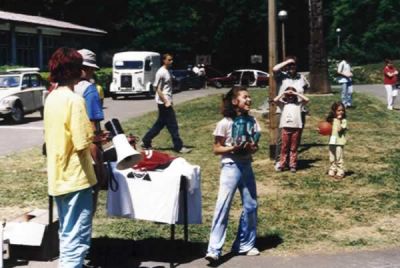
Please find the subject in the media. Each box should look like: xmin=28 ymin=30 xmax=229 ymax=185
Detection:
xmin=106 ymin=157 xmax=202 ymax=242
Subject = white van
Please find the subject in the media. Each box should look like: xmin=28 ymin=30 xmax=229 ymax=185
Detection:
xmin=109 ymin=51 xmax=160 ymax=99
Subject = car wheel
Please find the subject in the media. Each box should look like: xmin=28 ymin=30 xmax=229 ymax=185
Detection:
xmin=8 ymin=104 xmax=24 ymax=124
xmin=214 ymin=81 xmax=223 ymax=88
xmin=111 ymin=94 xmax=117 ymax=100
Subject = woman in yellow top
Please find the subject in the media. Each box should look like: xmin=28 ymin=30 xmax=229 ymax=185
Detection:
xmin=44 ymin=47 xmax=97 ymax=267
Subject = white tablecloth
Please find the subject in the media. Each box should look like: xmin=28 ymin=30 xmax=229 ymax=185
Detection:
xmin=107 ymin=157 xmax=202 ymax=224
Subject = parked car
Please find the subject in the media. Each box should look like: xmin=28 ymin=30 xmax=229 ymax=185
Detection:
xmin=208 ymin=69 xmax=269 ymax=88
xmin=0 ymin=68 xmax=46 ymax=123
xmin=171 ymin=69 xmax=204 ymax=91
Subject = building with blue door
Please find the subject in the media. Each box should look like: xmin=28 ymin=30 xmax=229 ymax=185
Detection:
xmin=0 ymin=10 xmax=106 ymax=70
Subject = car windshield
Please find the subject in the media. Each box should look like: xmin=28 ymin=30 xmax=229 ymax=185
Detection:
xmin=114 ymin=61 xmax=143 ymax=70
xmin=0 ymin=76 xmax=20 ymax=88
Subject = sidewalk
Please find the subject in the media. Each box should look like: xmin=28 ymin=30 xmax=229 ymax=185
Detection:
xmin=7 ymin=247 xmax=400 ymax=268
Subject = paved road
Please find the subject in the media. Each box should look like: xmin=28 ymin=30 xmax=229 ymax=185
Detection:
xmin=0 ymin=88 xmax=229 ymax=156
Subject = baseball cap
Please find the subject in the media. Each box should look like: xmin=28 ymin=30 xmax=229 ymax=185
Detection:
xmin=78 ymin=49 xmax=100 ymax=70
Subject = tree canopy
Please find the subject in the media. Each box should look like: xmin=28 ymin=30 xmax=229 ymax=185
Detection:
xmin=1 ymin=0 xmax=400 ymax=68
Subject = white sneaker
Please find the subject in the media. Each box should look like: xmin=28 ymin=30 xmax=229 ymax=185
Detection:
xmin=274 ymin=162 xmax=281 ymax=171
xmin=178 ymin=147 xmax=192 ymax=153
xmin=388 ymin=106 xmax=393 ymax=110
xmin=205 ymin=252 xmax=219 ymax=262
xmin=245 ymin=247 xmax=260 ymax=256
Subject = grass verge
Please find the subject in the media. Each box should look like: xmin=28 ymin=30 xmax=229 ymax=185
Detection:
xmin=1 ymin=88 xmax=400 ymax=256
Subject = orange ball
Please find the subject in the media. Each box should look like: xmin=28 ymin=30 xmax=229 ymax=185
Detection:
xmin=318 ymin=121 xmax=332 ymax=136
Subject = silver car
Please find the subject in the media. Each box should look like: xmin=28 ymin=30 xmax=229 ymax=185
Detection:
xmin=0 ymin=68 xmax=46 ymax=123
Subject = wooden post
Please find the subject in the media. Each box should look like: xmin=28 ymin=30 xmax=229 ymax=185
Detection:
xmin=268 ymin=0 xmax=278 ymax=159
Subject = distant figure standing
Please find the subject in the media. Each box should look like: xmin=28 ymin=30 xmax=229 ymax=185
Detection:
xmin=337 ymin=57 xmax=353 ymax=108
xmin=274 ymin=87 xmax=309 ymax=173
xmin=383 ymin=59 xmax=398 ymax=110
xmin=326 ymin=102 xmax=348 ymax=180
xmin=272 ymin=56 xmax=309 ymax=171
xmin=142 ymin=53 xmax=192 ymax=153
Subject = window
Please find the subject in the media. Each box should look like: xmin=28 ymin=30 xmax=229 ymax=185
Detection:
xmin=30 ymin=74 xmax=41 ymax=87
xmin=115 ymin=61 xmax=143 ymax=70
xmin=145 ymin=59 xmax=152 ymax=71
xmin=21 ymin=75 xmax=29 ymax=89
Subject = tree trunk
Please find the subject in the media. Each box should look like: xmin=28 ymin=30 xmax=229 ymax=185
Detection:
xmin=308 ymin=0 xmax=331 ymax=93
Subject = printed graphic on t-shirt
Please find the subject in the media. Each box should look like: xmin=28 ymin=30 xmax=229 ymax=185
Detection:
xmin=231 ymin=115 xmax=260 ymax=151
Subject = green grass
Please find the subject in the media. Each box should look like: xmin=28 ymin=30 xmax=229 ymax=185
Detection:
xmin=1 ymin=88 xmax=400 ymax=255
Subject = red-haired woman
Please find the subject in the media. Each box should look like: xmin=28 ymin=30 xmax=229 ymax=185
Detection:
xmin=44 ymin=47 xmax=97 ymax=267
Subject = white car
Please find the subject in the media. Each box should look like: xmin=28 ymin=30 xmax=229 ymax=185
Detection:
xmin=0 ymin=68 xmax=46 ymax=123
xmin=208 ymin=69 xmax=269 ymax=88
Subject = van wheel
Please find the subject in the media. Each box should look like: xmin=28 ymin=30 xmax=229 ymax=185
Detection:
xmin=7 ymin=104 xmax=24 ymax=124
xmin=111 ymin=94 xmax=117 ymax=100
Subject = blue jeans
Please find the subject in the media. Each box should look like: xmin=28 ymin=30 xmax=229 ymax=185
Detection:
xmin=207 ymin=161 xmax=258 ymax=256
xmin=55 ymin=188 xmax=93 ymax=268
xmin=142 ymin=104 xmax=183 ymax=151
xmin=341 ymin=81 xmax=353 ymax=107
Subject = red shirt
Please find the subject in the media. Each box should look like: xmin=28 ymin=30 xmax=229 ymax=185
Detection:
xmin=384 ymin=66 xmax=398 ymax=85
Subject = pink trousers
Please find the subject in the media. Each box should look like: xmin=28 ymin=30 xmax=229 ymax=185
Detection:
xmin=280 ymin=128 xmax=301 ymax=169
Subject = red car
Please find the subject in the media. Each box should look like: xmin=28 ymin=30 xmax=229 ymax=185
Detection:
xmin=208 ymin=69 xmax=269 ymax=88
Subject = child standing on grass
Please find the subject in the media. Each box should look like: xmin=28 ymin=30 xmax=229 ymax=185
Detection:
xmin=205 ymin=86 xmax=261 ymax=263
xmin=327 ymin=102 xmax=347 ymax=179
xmin=274 ymin=86 xmax=309 ymax=172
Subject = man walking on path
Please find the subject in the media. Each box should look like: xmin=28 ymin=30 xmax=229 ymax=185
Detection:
xmin=142 ymin=53 xmax=192 ymax=153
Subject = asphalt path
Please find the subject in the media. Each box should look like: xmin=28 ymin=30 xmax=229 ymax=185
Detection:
xmin=0 ymin=84 xmax=388 ymax=156
xmin=0 ymin=87 xmax=229 ymax=156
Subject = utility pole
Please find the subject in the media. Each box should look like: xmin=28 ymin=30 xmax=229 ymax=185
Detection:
xmin=268 ymin=0 xmax=278 ymax=159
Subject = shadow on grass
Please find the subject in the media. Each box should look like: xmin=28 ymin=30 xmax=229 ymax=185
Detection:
xmin=298 ymin=143 xmax=328 ymax=154
xmin=87 ymin=237 xmax=207 ymax=268
xmin=207 ymin=234 xmax=283 ymax=267
xmin=297 ymin=158 xmax=323 ymax=171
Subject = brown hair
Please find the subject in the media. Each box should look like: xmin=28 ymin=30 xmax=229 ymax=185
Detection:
xmin=221 ymin=86 xmax=248 ymax=118
xmin=48 ymin=47 xmax=82 ymax=85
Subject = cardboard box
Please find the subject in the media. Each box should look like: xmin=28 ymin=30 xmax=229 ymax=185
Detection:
xmin=4 ymin=209 xmax=59 ymax=261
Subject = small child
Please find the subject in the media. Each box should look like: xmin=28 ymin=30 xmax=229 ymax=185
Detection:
xmin=205 ymin=86 xmax=261 ymax=262
xmin=326 ymin=102 xmax=347 ymax=179
xmin=274 ymin=86 xmax=309 ymax=172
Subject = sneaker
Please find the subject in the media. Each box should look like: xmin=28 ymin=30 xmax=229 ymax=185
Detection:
xmin=245 ymin=247 xmax=260 ymax=256
xmin=388 ymin=106 xmax=393 ymax=110
xmin=274 ymin=162 xmax=281 ymax=171
xmin=276 ymin=167 xmax=282 ymax=172
xmin=178 ymin=147 xmax=192 ymax=153
xmin=290 ymin=168 xmax=296 ymax=173
xmin=205 ymin=252 xmax=219 ymax=262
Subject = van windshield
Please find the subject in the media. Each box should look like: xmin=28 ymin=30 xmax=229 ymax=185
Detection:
xmin=115 ymin=61 xmax=143 ymax=70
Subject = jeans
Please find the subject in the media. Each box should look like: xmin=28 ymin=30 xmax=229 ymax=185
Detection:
xmin=341 ymin=81 xmax=353 ymax=107
xmin=142 ymin=104 xmax=183 ymax=151
xmin=207 ymin=161 xmax=257 ymax=256
xmin=55 ymin=188 xmax=93 ymax=268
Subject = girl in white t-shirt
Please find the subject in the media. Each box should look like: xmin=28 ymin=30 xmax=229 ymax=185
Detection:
xmin=205 ymin=86 xmax=261 ymax=262
xmin=274 ymin=87 xmax=309 ymax=172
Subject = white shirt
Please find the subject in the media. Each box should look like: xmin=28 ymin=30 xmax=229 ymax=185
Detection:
xmin=279 ymin=102 xmax=303 ymax=128
xmin=337 ymin=60 xmax=352 ymax=83
xmin=213 ymin=117 xmax=261 ymax=163
xmin=154 ymin=66 xmax=173 ymax=104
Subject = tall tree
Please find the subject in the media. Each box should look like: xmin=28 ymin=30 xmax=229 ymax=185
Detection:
xmin=308 ymin=0 xmax=330 ymax=93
